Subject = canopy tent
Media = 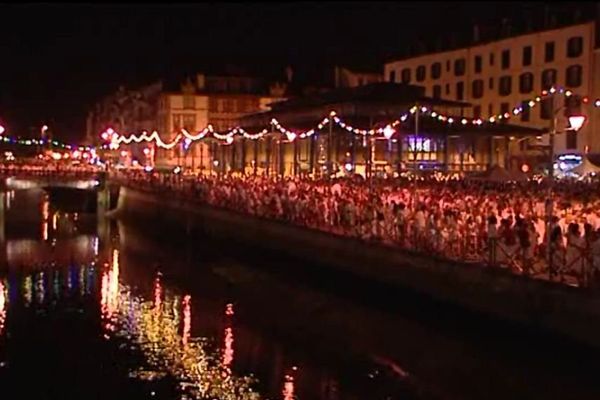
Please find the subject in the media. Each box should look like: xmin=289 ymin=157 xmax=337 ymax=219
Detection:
xmin=569 ymin=157 xmax=600 ymax=176
xmin=467 ymin=165 xmax=528 ymax=182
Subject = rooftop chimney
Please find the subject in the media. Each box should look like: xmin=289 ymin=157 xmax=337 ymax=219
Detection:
xmin=473 ymin=25 xmax=480 ymax=43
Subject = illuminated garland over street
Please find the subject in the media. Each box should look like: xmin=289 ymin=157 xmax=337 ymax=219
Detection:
xmin=106 ymin=85 xmax=597 ymax=149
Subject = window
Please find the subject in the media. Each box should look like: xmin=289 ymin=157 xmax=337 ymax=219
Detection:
xmin=489 ymin=53 xmax=495 ymax=66
xmin=521 ymin=100 xmax=530 ymax=122
xmin=456 ymin=81 xmax=464 ymax=100
xmin=431 ymin=62 xmax=442 ymax=79
xmin=454 ymin=59 xmax=466 ymax=76
xmin=522 ymin=46 xmax=532 ymax=66
xmin=222 ymin=98 xmax=234 ymax=113
xmin=567 ymin=36 xmax=583 ymax=58
xmin=389 ymin=70 xmax=396 ymax=82
xmin=499 ymin=76 xmax=512 ymax=96
xmin=501 ymin=50 xmax=510 ymax=69
xmin=489 ymin=77 xmax=494 ymax=90
xmin=432 ymin=85 xmax=442 ymax=99
xmin=209 ymin=97 xmax=218 ymax=112
xmin=519 ymin=72 xmax=534 ymax=93
xmin=473 ymin=105 xmax=482 ymax=118
xmin=541 ymin=68 xmax=557 ymax=90
xmin=416 ymin=65 xmax=426 ymax=82
xmin=488 ymin=103 xmax=493 ymax=116
xmin=540 ymin=97 xmax=552 ymax=120
xmin=566 ymin=65 xmax=583 ymax=87
xmin=445 ymin=83 xmax=450 ymax=95
xmin=401 ymin=68 xmax=411 ymax=83
xmin=182 ymin=114 xmax=196 ymax=130
xmin=183 ymin=95 xmax=195 ymax=109
xmin=474 ymin=55 xmax=482 ymax=73
xmin=472 ymin=79 xmax=484 ymax=99
xmin=567 ymin=131 xmax=578 ymax=149
xmin=545 ymin=41 xmax=555 ymax=62
xmin=446 ymin=60 xmax=451 ymax=72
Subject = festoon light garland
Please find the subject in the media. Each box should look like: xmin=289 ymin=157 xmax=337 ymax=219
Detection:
xmin=106 ymin=85 xmax=597 ymax=150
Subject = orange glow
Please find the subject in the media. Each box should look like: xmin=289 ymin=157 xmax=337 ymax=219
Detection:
xmin=182 ymin=294 xmax=191 ymax=346
xmin=101 ymin=249 xmax=120 ymax=331
xmin=282 ymin=374 xmax=295 ymax=400
xmin=222 ymin=302 xmax=235 ymax=377
xmin=0 ymin=281 xmax=6 ymax=335
xmin=223 ymin=327 xmax=234 ymax=367
xmin=154 ymin=274 xmax=162 ymax=315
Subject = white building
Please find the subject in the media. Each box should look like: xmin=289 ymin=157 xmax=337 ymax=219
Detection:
xmin=384 ymin=20 xmax=600 ymax=170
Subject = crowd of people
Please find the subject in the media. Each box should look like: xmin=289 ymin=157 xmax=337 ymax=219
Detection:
xmin=116 ymin=170 xmax=600 ymax=288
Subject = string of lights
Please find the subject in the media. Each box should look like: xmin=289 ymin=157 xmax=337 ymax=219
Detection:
xmin=106 ymin=85 xmax=597 ymax=149
xmin=0 ymin=134 xmax=94 ymax=151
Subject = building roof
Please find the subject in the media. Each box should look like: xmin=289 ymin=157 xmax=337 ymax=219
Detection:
xmin=266 ymin=82 xmax=470 ymax=112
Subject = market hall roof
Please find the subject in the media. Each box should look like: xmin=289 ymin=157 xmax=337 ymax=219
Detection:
xmin=265 ymin=82 xmax=471 ymax=112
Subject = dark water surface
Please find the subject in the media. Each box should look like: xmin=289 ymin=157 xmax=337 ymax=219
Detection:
xmin=0 ymin=188 xmax=599 ymax=400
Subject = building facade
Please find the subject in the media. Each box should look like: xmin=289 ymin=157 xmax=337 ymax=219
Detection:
xmin=86 ymin=73 xmax=286 ymax=170
xmin=156 ymin=73 xmax=285 ymax=171
xmin=384 ymin=21 xmax=600 ymax=172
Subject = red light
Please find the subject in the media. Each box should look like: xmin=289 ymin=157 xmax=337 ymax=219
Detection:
xmin=583 ymin=96 xmax=589 ymax=104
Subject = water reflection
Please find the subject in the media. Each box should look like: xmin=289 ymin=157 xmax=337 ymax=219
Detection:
xmin=106 ymin=266 xmax=259 ymax=399
xmin=0 ymin=280 xmax=6 ymax=335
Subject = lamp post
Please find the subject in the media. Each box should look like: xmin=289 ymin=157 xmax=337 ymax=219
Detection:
xmin=413 ymin=104 xmax=420 ymax=211
xmin=546 ymin=92 xmax=586 ymax=280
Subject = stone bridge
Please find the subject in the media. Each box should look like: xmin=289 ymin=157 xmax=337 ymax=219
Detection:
xmin=0 ymin=172 xmax=106 ymax=192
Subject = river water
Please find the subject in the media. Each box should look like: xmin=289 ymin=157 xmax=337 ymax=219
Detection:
xmin=0 ymin=188 xmax=599 ymax=400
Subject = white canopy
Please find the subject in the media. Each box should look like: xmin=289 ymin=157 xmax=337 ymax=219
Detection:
xmin=569 ymin=157 xmax=600 ymax=176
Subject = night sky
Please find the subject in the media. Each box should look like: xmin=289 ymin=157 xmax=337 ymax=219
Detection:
xmin=0 ymin=2 xmax=592 ymax=142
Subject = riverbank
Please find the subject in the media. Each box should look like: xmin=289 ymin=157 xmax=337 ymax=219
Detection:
xmin=112 ymin=185 xmax=600 ymax=350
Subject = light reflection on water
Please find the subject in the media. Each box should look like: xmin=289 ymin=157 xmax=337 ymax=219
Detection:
xmin=100 ymin=249 xmax=259 ymax=400
xmin=0 ymin=190 xmax=266 ymax=400
xmin=0 ymin=251 xmax=262 ymax=400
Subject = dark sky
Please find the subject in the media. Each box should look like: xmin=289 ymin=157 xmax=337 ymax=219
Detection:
xmin=0 ymin=2 xmax=593 ymax=142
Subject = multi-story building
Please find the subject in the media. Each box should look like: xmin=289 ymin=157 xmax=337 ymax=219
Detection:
xmin=87 ymin=71 xmax=286 ymax=171
xmin=384 ymin=19 xmax=600 ymax=172
xmin=156 ymin=73 xmax=286 ymax=171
